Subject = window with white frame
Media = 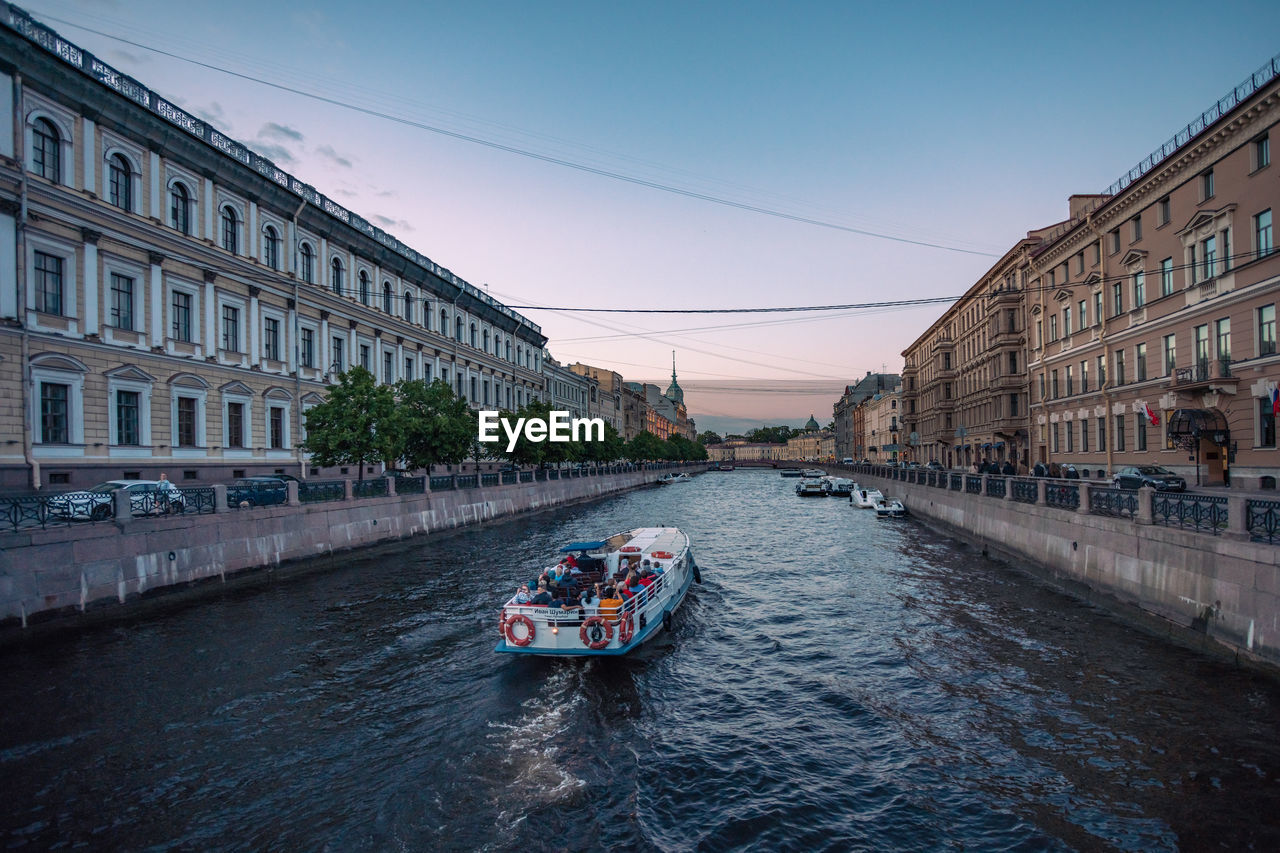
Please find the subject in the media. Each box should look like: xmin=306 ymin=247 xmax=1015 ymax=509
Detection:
xmin=359 ymin=271 xmax=370 ymax=305
xmin=1258 ymin=210 xmax=1274 ymax=259
xmin=34 ymin=250 xmax=64 ymax=316
xmin=109 ymin=272 xmax=136 ymax=330
xmin=331 ymin=257 xmax=344 ymax=296
xmin=170 ymin=181 xmax=193 ymax=235
xmin=30 ymin=116 xmax=62 ymax=183
xmin=263 ymin=224 xmax=281 ymax=269
xmin=107 ymin=368 xmax=154 ymax=448
xmin=221 ymin=385 xmax=252 ymax=449
xmin=1259 ymin=304 xmax=1276 ymax=357
xmin=221 ymin=303 xmax=241 ymax=352
xmin=299 ymin=324 xmax=316 ymax=368
xmin=263 ymin=315 xmax=281 ymax=362
xmin=403 ymin=291 xmax=413 ymax=322
xmin=108 ymin=153 xmax=133 ymax=212
xmin=265 ymin=391 xmax=291 ymax=450
xmin=299 ymin=242 xmax=315 ymax=283
xmin=1160 ymin=257 xmax=1173 ymax=297
xmin=30 ymin=356 xmax=86 ymax=447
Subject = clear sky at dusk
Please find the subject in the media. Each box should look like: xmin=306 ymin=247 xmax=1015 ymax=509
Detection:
xmin=19 ymin=0 xmax=1280 ymax=434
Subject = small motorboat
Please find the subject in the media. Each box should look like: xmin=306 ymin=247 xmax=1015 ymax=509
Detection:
xmin=795 ymin=479 xmax=827 ymax=497
xmin=496 ymin=527 xmax=699 ymax=656
xmin=823 ymin=476 xmax=853 ymax=497
xmin=851 ymin=487 xmax=883 ymax=508
xmin=801 ymin=468 xmax=826 ymax=478
xmin=657 ymin=472 xmax=691 ymax=484
xmin=874 ymin=497 xmax=907 ymax=518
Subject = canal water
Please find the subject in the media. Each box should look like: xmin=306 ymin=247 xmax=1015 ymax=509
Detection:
xmin=3 ymin=469 xmax=1279 ymax=851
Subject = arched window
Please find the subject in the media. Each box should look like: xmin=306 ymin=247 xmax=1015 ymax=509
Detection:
xmin=299 ymin=243 xmax=314 ymax=283
xmin=359 ymin=271 xmax=370 ymax=305
xmin=506 ymin=340 xmax=512 ymax=361
xmin=262 ymin=225 xmax=280 ymax=269
xmin=32 ymin=118 xmax=60 ymax=183
xmin=331 ymin=257 xmax=344 ymax=295
xmin=470 ymin=323 xmax=477 ymax=348
xmin=482 ymin=329 xmax=489 ymax=352
xmin=220 ymin=206 xmax=239 ymax=254
xmin=382 ymin=281 xmax=393 ymax=313
xmin=423 ymin=299 xmax=431 ymax=328
xmin=456 ymin=317 xmax=464 ymax=342
xmin=440 ymin=309 xmax=449 ymax=333
xmin=108 ymin=154 xmax=132 ymax=211
xmin=170 ymin=182 xmax=191 ymax=235
xmin=517 ymin=345 xmax=523 ymax=366
xmin=494 ymin=334 xmax=501 ymax=357
xmin=403 ymin=292 xmax=413 ymax=322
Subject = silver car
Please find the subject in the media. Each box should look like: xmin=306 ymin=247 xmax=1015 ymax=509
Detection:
xmin=47 ymin=480 xmax=186 ymax=520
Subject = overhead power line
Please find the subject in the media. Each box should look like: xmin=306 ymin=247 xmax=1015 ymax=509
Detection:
xmin=43 ymin=14 xmax=1000 ymax=258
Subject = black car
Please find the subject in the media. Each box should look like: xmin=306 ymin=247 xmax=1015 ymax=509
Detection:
xmin=1112 ymin=465 xmax=1187 ymax=491
xmin=926 ymin=460 xmax=945 ymax=470
xmin=228 ymin=476 xmax=289 ymax=507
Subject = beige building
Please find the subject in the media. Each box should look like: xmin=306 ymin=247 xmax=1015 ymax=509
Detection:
xmin=1027 ymin=63 xmax=1279 ymax=488
xmin=706 ymin=440 xmax=786 ymax=463
xmin=569 ymin=362 xmax=623 ymax=433
xmin=862 ymin=388 xmax=903 ymax=464
xmin=0 ymin=11 xmax=548 ymax=489
xmin=833 ymin=372 xmax=899 ymax=460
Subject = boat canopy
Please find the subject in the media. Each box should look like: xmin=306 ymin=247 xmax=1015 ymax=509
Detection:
xmin=560 ymin=541 xmax=607 ymax=552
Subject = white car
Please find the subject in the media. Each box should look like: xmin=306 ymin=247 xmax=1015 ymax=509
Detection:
xmin=47 ymin=480 xmax=186 ymax=520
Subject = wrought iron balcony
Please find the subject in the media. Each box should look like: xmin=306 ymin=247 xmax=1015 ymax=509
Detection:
xmin=1172 ymin=358 xmax=1235 ymax=389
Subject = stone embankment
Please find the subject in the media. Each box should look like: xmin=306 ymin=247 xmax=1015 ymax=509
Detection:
xmin=844 ymin=465 xmax=1280 ymax=670
xmin=0 ymin=465 xmax=695 ymax=635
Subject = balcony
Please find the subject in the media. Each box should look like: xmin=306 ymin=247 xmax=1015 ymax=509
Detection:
xmin=932 ymin=335 xmax=954 ymax=352
xmin=994 ymin=374 xmax=1026 ymax=391
xmin=1171 ymin=358 xmax=1237 ymax=391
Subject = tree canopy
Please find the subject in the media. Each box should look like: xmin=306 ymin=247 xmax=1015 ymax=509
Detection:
xmin=697 ymin=430 xmax=723 ymax=445
xmin=302 ymin=367 xmax=396 ymax=477
xmin=746 ymin=425 xmax=794 ymax=444
xmin=391 ymin=379 xmax=476 ymax=470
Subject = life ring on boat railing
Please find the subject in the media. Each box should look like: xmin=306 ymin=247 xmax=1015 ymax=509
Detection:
xmin=579 ymin=616 xmax=613 ymax=650
xmin=650 ymin=550 xmax=674 ymax=560
xmin=619 ymin=545 xmax=641 ymax=553
xmin=617 ymin=612 xmax=635 ymax=644
xmin=505 ymin=613 xmax=536 ymax=647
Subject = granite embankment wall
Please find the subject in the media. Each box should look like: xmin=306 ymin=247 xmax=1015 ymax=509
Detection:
xmin=0 ymin=467 xmax=674 ymax=631
xmin=850 ymin=468 xmax=1280 ymax=669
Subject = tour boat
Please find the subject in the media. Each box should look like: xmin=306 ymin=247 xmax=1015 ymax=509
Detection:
xmin=657 ymin=472 xmax=691 ymax=484
xmin=874 ymin=497 xmax=907 ymax=518
xmin=779 ymin=468 xmax=803 ymax=477
xmin=496 ymin=527 xmax=699 ymax=656
xmin=851 ymin=487 xmax=883 ymax=508
xmin=795 ymin=479 xmax=827 ymax=497
xmin=801 ymin=469 xmax=826 ymax=478
xmin=823 ymin=476 xmax=853 ymax=497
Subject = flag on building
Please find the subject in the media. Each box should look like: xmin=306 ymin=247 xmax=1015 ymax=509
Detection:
xmin=1271 ymin=387 xmax=1280 ymax=415
xmin=1141 ymin=402 xmax=1160 ymax=426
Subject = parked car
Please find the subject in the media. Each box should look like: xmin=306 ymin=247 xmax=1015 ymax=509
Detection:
xmin=1112 ymin=465 xmax=1187 ymax=491
xmin=47 ymin=480 xmax=186 ymax=520
xmin=927 ymin=460 xmax=945 ymax=470
xmin=227 ymin=476 xmax=288 ymax=507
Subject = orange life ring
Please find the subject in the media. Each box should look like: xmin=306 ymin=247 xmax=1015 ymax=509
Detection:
xmin=620 ymin=545 xmax=641 ymax=553
xmin=617 ymin=612 xmax=635 ymax=644
xmin=650 ymin=551 xmax=674 ymax=559
xmin=505 ymin=613 xmax=536 ymax=647
xmin=579 ymin=616 xmax=613 ymax=649
xmin=499 ymin=609 xmax=507 ymax=638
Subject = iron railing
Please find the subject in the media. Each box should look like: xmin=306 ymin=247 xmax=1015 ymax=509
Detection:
xmin=949 ymin=473 xmax=963 ymax=491
xmin=1 ymin=491 xmax=110 ymax=530
xmin=481 ymin=473 xmax=499 ymax=487
xmin=352 ymin=478 xmax=387 ymax=499
xmin=1090 ymin=487 xmax=1138 ymax=520
xmin=965 ymin=475 xmax=982 ymax=495
xmin=456 ymin=475 xmax=478 ymax=489
xmin=1045 ymin=483 xmax=1080 ymax=511
xmin=985 ymin=477 xmax=1006 ymax=499
xmin=178 ymin=486 xmax=218 ymax=514
xmin=1011 ymin=479 xmax=1038 ymax=504
xmin=1248 ymin=499 xmax=1280 ymax=544
xmin=1154 ymin=493 xmax=1227 ymax=535
xmin=396 ymin=476 xmax=426 ymax=495
xmin=519 ymin=471 xmax=534 ymax=483
xmin=300 ymin=480 xmax=345 ymax=503
xmin=429 ymin=475 xmax=455 ymax=491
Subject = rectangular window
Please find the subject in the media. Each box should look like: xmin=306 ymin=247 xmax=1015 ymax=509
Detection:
xmin=1007 ymin=351 xmax=1017 ymax=374
xmin=1074 ymin=252 xmax=1084 ymax=275
xmin=1093 ymin=292 xmax=1102 ymax=327
xmin=1260 ymin=398 xmax=1277 ymax=448
xmin=1258 ymin=209 xmax=1274 ymax=259
xmin=269 ymin=407 xmax=284 ymax=449
xmin=40 ymin=382 xmax=69 ymax=443
xmin=1063 ymin=306 xmax=1072 ymax=336
xmin=34 ymin=250 xmax=63 ymax=315
xmin=470 ymin=376 xmax=478 ymax=401
xmin=1158 ymin=197 xmax=1171 ymax=226
xmin=177 ymin=397 xmax=197 ymax=447
xmin=1009 ymin=393 xmax=1018 ymax=416
xmin=360 ymin=344 xmax=371 ymax=371
xmin=116 ymin=390 xmax=139 ymax=446
xmin=221 ymin=305 xmax=240 ymax=352
xmin=109 ymin=273 xmax=135 ymax=330
xmin=1160 ymin=257 xmax=1174 ymax=297
xmin=383 ymin=351 xmax=394 ymax=384
xmin=1066 ymin=420 xmax=1075 ymax=452
xmin=1136 ymin=343 xmax=1147 ymax=381
xmin=263 ymin=317 xmax=280 ymax=361
xmin=1137 ymin=414 xmax=1148 ymax=451
xmin=1079 ymin=299 xmax=1088 ymax=329
xmin=1201 ymin=168 xmax=1214 ymax=200
xmin=1114 ymin=414 xmax=1126 ymax=451
xmin=1097 ymin=354 xmax=1107 ymax=386
xmin=1132 ymin=270 xmax=1145 ymax=308
xmin=1114 ymin=350 xmax=1125 ymax=385
xmin=1080 ymin=360 xmax=1088 ymax=393
xmin=300 ymin=328 xmax=314 ymax=368
xmin=1202 ymin=235 xmax=1217 ymax=280
xmin=404 ymin=357 xmax=413 ymax=381
xmin=1256 ymin=134 xmax=1271 ymax=171
xmin=331 ymin=338 xmax=345 ymax=373
xmin=1051 ymin=423 xmax=1059 ymax=453
xmin=1194 ymin=324 xmax=1209 ymax=369
xmin=1035 ymin=319 xmax=1042 ymax=350
xmin=1065 ymin=365 xmax=1073 ymax=396
xmin=227 ymin=401 xmax=244 ymax=448
xmin=172 ymin=291 xmax=192 ymax=341
xmin=1098 ymin=417 xmax=1106 ymax=450
xmin=1051 ymin=370 xmax=1059 ymax=398
xmin=1112 ymin=282 xmax=1124 ymax=317
xmin=1216 ymin=317 xmax=1231 ymax=363
xmin=1049 ymin=315 xmax=1058 ymax=342
xmin=1260 ymin=304 xmax=1276 ymax=356
xmin=1080 ymin=418 xmax=1089 ymax=452
xmin=1131 ymin=214 xmax=1142 ymax=242
xmin=1163 ymin=335 xmax=1176 ymax=375
xmin=1222 ymin=228 xmax=1231 ymax=273
xmin=1091 ymin=241 xmax=1100 ymax=265
xmin=1109 ymin=228 xmax=1120 ymax=254
xmin=1038 ymin=373 xmax=1045 ymax=401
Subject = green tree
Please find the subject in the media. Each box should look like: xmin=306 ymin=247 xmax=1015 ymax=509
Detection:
xmin=665 ymin=434 xmax=707 ymax=461
xmin=747 ymin=425 xmax=794 ymax=444
xmin=302 ymin=367 xmax=396 ymax=479
xmin=697 ymin=430 xmax=723 ymax=445
xmin=391 ymin=378 xmax=475 ymax=470
xmin=582 ymin=421 xmax=626 ymax=463
xmin=626 ymin=430 xmax=666 ymax=461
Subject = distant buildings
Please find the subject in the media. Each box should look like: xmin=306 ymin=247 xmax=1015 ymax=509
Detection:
xmin=833 ymin=373 xmax=901 ymax=461
xmin=786 ymin=414 xmax=834 ymax=461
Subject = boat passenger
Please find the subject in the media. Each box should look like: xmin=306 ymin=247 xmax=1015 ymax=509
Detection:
xmin=565 ymin=553 xmax=578 ymax=569
xmin=512 ymin=584 xmax=533 ymax=604
xmin=599 ymin=587 xmax=624 ymax=622
xmin=530 ymin=581 xmax=554 ymax=606
xmin=580 ymin=586 xmax=600 ymax=617
xmin=650 ymin=561 xmax=664 ymax=575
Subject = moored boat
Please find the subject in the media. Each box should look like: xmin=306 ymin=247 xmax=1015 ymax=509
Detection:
xmin=801 ymin=468 xmax=826 ymax=478
xmin=779 ymin=468 xmax=803 ymax=478
xmin=851 ymin=487 xmax=883 ymax=508
xmin=657 ymin=472 xmax=691 ymax=484
xmin=496 ymin=527 xmax=699 ymax=656
xmin=795 ymin=479 xmax=827 ymax=497
xmin=874 ymin=497 xmax=907 ymax=518
xmin=823 ymin=476 xmax=853 ymax=497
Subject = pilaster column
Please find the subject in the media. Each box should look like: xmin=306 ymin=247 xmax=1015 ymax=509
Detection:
xmin=286 ymin=298 xmax=298 ymax=373
xmin=203 ymin=270 xmax=217 ymax=355
xmin=0 ymin=200 xmax=16 ymax=319
xmin=348 ymin=320 xmax=358 ymax=371
xmin=82 ymin=117 xmax=96 ymax=195
xmin=202 ymin=175 xmax=216 ymax=241
xmin=148 ymin=148 xmax=161 ymax=219
xmin=319 ymin=310 xmax=331 ymax=375
xmin=247 ymin=201 xmax=258 ymax=261
xmin=248 ymin=285 xmax=261 ymax=368
xmin=148 ymin=251 xmax=164 ymax=348
xmin=81 ymin=228 xmax=101 ymax=336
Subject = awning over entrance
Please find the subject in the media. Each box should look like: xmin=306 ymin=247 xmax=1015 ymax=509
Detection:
xmin=1166 ymin=408 xmax=1230 ymax=441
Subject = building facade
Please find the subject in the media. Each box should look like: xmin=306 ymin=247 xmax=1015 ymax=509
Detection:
xmin=0 ymin=9 xmax=548 ymax=489
xmin=833 ymin=372 xmax=900 ymax=460
xmin=569 ymin=362 xmax=623 ymax=433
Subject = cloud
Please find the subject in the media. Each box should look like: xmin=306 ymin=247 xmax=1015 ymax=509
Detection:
xmin=373 ymin=188 xmax=396 ymax=198
xmin=370 ymin=215 xmax=413 ymax=232
xmin=252 ymin=143 xmax=295 ymax=165
xmin=193 ymin=101 xmax=227 ymax=126
xmin=107 ymin=49 xmax=145 ymax=66
xmin=315 ymin=145 xmax=352 ymax=168
xmin=259 ymin=122 xmax=304 ymax=143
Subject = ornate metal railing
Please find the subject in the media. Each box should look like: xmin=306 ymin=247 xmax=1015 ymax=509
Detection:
xmin=519 ymin=471 xmax=534 ymax=483
xmin=352 ymin=479 xmax=388 ymax=499
xmin=132 ymin=489 xmax=186 ymax=517
xmin=300 ymin=480 xmax=345 ymax=503
xmin=965 ymin=475 xmax=982 ymax=495
xmin=1 ymin=491 xmax=109 ymax=530
xmin=949 ymin=473 xmax=963 ymax=491
xmin=985 ymin=477 xmax=1006 ymax=498
xmin=1011 ymin=479 xmax=1038 ymax=504
xmin=1090 ymin=487 xmax=1138 ymax=520
xmin=456 ymin=475 xmax=478 ymax=489
xmin=178 ymin=486 xmax=218 ymax=514
xmin=1248 ymin=499 xmax=1280 ymax=544
xmin=501 ymin=471 xmax=518 ymax=485
xmin=481 ymin=473 xmax=499 ymax=487
xmin=1154 ymin=493 xmax=1227 ymax=535
xmin=429 ymin=475 xmax=455 ymax=491
xmin=227 ymin=482 xmax=288 ymax=508
xmin=396 ymin=476 xmax=426 ymax=495
xmin=1045 ymin=483 xmax=1080 ymax=511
